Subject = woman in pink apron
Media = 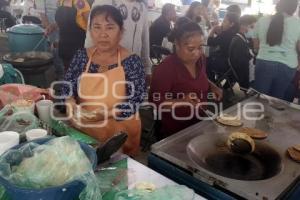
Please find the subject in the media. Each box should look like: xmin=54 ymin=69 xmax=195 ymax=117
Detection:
xmin=61 ymin=5 xmax=146 ymax=156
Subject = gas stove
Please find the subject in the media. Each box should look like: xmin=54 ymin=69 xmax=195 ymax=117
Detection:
xmin=151 ymin=96 xmax=300 ymax=200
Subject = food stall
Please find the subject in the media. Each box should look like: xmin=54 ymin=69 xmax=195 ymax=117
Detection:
xmin=0 ymin=89 xmax=206 ymax=200
xmin=148 ymin=94 xmax=300 ymax=199
xmin=0 ymin=138 xmax=206 ymax=200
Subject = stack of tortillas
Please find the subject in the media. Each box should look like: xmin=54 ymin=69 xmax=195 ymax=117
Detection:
xmin=216 ymin=114 xmax=243 ymax=127
xmin=287 ymin=144 xmax=300 ymax=162
xmin=238 ymin=127 xmax=268 ymax=139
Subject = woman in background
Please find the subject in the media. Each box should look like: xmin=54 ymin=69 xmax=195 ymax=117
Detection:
xmin=229 ymin=15 xmax=257 ymax=90
xmin=206 ymin=13 xmax=239 ymax=83
xmin=185 ymin=1 xmax=211 ymax=32
xmin=253 ymin=0 xmax=299 ymax=100
xmin=49 ymin=0 xmax=91 ymax=71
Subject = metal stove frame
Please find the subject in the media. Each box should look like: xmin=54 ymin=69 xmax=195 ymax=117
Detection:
xmin=151 ymin=96 xmax=300 ymax=200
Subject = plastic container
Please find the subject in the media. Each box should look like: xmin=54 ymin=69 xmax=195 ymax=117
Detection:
xmin=25 ymin=128 xmax=47 ymax=141
xmin=0 ymin=131 xmax=19 ymax=155
xmin=7 ymin=24 xmax=48 ymax=53
xmin=0 ymin=137 xmax=97 ymax=200
xmin=11 ymin=99 xmax=35 ymax=114
xmin=0 ymin=111 xmax=39 ymax=136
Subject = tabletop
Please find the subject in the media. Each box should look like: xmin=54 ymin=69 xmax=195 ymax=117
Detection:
xmin=98 ymin=155 xmax=206 ymax=200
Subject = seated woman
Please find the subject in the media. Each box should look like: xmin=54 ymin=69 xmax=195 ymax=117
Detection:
xmin=61 ymin=5 xmax=146 ymax=156
xmin=207 ymin=13 xmax=239 ymax=84
xmin=149 ymin=21 xmax=223 ymax=139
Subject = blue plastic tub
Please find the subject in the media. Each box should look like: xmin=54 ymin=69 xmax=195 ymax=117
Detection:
xmin=0 ymin=137 xmax=97 ymax=200
xmin=7 ymin=24 xmax=49 ymax=53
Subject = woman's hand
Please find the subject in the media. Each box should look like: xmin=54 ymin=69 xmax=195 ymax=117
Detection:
xmin=45 ymin=23 xmax=58 ymax=36
xmin=209 ymin=81 xmax=223 ymax=101
xmin=78 ymin=108 xmax=106 ymax=123
xmin=209 ymin=25 xmax=222 ymax=37
xmin=183 ymin=93 xmax=201 ymax=106
xmin=162 ymin=93 xmax=201 ymax=109
xmin=69 ymin=104 xmax=120 ymax=125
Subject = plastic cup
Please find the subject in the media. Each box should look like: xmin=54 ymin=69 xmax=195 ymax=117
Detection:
xmin=36 ymin=99 xmax=53 ymax=124
xmin=0 ymin=131 xmax=20 ymax=155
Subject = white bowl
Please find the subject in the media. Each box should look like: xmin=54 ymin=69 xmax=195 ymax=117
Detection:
xmin=25 ymin=129 xmax=47 ymax=141
xmin=0 ymin=131 xmax=20 ymax=155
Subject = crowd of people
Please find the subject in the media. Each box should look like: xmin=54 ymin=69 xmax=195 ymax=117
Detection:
xmin=2 ymin=0 xmax=300 ymax=152
xmin=149 ymin=0 xmax=300 ymax=102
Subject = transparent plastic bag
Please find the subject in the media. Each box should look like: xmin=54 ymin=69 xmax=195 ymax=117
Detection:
xmin=114 ymin=185 xmax=195 ymax=200
xmin=0 ymin=136 xmax=101 ymax=200
xmin=96 ymin=168 xmax=128 ymax=196
xmin=0 ymin=110 xmax=38 ymax=135
xmin=0 ymin=185 xmax=5 ymax=199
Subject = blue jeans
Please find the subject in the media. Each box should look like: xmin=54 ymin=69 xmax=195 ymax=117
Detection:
xmin=253 ymin=59 xmax=296 ymax=101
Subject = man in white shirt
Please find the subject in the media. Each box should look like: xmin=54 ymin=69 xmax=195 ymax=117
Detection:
xmin=85 ymin=0 xmax=151 ymax=75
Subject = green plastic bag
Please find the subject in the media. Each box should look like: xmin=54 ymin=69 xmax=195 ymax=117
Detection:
xmin=50 ymin=119 xmax=99 ymax=145
xmin=114 ymin=185 xmax=195 ymax=200
xmin=0 ymin=64 xmax=23 ymax=85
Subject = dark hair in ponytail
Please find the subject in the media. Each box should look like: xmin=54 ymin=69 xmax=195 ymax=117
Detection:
xmin=168 ymin=17 xmax=192 ymax=42
xmin=185 ymin=1 xmax=202 ymax=21
xmin=266 ymin=0 xmax=298 ymax=46
xmin=173 ymin=21 xmax=203 ymax=43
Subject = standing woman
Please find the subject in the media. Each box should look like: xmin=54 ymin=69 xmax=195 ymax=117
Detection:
xmin=185 ymin=1 xmax=211 ymax=31
xmin=55 ymin=0 xmax=90 ymax=71
xmin=206 ymin=13 xmax=239 ymax=83
xmin=253 ymin=0 xmax=299 ymax=100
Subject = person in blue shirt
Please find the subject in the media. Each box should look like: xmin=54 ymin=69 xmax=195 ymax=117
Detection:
xmin=253 ymin=0 xmax=299 ymax=101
